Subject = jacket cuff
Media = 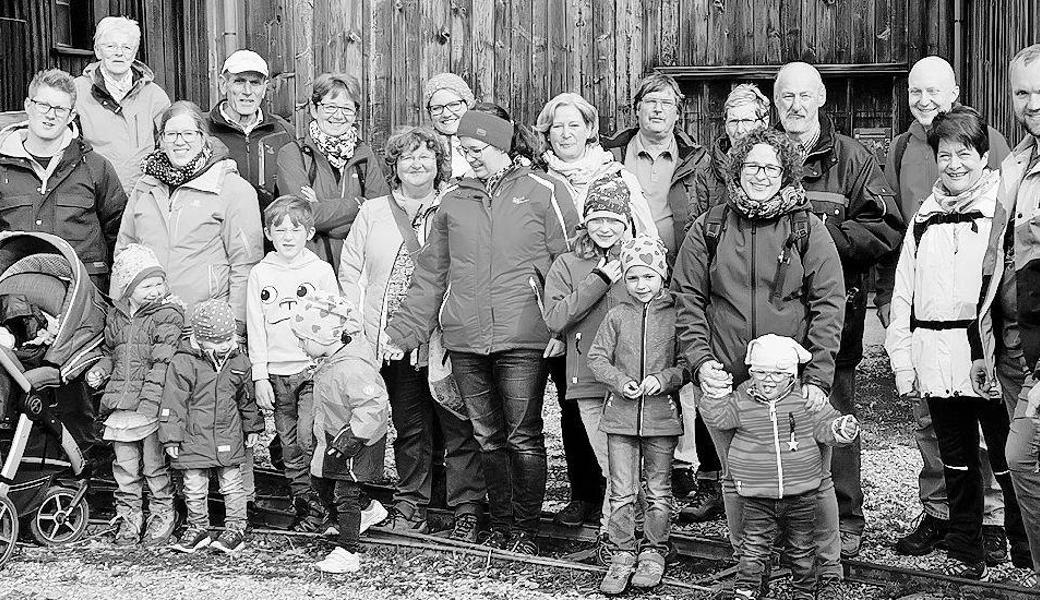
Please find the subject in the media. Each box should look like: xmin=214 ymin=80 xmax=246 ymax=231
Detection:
xmin=591 ymin=268 xmax=612 ymax=286
xmin=252 ymin=363 xmax=270 ymax=381
xmin=893 ymin=371 xmax=915 ymax=396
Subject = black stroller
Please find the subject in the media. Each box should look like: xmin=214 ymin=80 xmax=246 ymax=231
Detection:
xmin=0 ymin=232 xmax=106 ymax=568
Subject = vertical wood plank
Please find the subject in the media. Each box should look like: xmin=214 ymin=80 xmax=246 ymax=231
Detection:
xmin=764 ymin=0 xmax=781 ymax=64
xmin=292 ymin=0 xmax=314 ymax=135
xmin=780 ymin=0 xmax=801 ymax=62
xmin=531 ymin=0 xmax=549 ymax=113
xmin=421 ymin=0 xmax=451 ymax=110
xmin=450 ymin=0 xmax=473 ymax=80
xmin=877 ymin=0 xmax=894 ymax=62
xmin=573 ymin=0 xmax=592 ymax=94
xmin=471 ymin=0 xmax=494 ymax=101
xmin=691 ymin=0 xmax=709 ymax=65
xmin=547 ymin=0 xmax=568 ymax=97
xmin=706 ymin=0 xmax=726 ymax=65
xmin=852 ymin=0 xmax=875 ymax=63
xmin=799 ymin=0 xmax=817 ymax=62
xmin=816 ymin=0 xmax=835 ymax=62
xmin=404 ymin=0 xmax=423 ymax=127
xmin=643 ymin=0 xmax=661 ymax=72
xmin=366 ymin=0 xmax=391 ymax=145
xmin=833 ymin=0 xmax=851 ymax=63
xmin=388 ymin=0 xmax=411 ymax=131
xmin=660 ymin=0 xmax=680 ymax=66
xmin=593 ymin=0 xmax=616 ymax=134
xmin=511 ymin=0 xmax=532 ymax=123
xmin=492 ymin=0 xmax=511 ymax=110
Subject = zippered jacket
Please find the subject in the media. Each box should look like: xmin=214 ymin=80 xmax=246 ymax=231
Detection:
xmin=206 ymin=103 xmax=295 ymax=211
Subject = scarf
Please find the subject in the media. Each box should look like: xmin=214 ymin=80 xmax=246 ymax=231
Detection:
xmin=929 ymin=168 xmax=1000 ymax=214
xmin=543 ymin=145 xmax=617 ymax=188
xmin=483 ymin=155 xmax=531 ymax=196
xmin=309 ymin=119 xmax=358 ymax=170
xmin=103 ymin=69 xmax=133 ymax=103
xmin=729 ymin=180 xmax=807 ymax=221
xmin=142 ymin=149 xmax=207 ymax=188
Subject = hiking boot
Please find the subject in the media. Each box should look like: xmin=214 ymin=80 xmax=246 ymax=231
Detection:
xmin=359 ymin=500 xmax=388 ymax=535
xmin=630 ymin=550 xmax=665 ymax=589
xmin=937 ymin=557 xmax=987 ymax=580
xmin=679 ymin=479 xmax=724 ymax=522
xmin=112 ymin=514 xmax=142 ymax=546
xmin=381 ymin=506 xmax=429 ymax=534
xmin=894 ymin=513 xmax=948 ymax=556
xmin=315 ymin=547 xmax=360 ymax=574
xmin=449 ymin=513 xmax=479 ymax=543
xmin=599 ymin=551 xmax=636 ymax=596
xmin=211 ymin=528 xmax=245 ymax=554
xmin=141 ymin=512 xmax=177 ymax=547
xmin=1011 ymin=539 xmax=1033 ymax=569
xmin=840 ymin=530 xmax=862 ymax=559
xmin=816 ymin=576 xmax=842 ymax=600
xmin=594 ymin=533 xmax=615 ymax=566
xmin=671 ymin=468 xmax=698 ymax=499
xmin=982 ymin=525 xmax=1008 ymax=566
xmin=292 ymin=492 xmax=330 ymax=533
xmin=553 ymin=500 xmax=595 ymax=528
xmin=171 ymin=526 xmax=212 ymax=553
xmin=478 ymin=528 xmax=508 ymax=549
xmin=505 ymin=530 xmax=539 ymax=555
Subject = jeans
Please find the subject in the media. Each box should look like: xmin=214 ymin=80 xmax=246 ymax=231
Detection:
xmin=674 ymin=384 xmax=701 ymax=467
xmin=830 ymin=365 xmax=864 ymax=536
xmin=381 ymin=358 xmax=485 ymax=517
xmin=928 ymin=395 xmax=1028 ymax=564
xmin=735 ymin=492 xmax=818 ymax=600
xmin=181 ymin=466 xmax=248 ymax=530
xmin=693 ymin=409 xmax=722 ymax=478
xmin=1008 ymin=376 xmax=1040 ymax=573
xmin=271 ymin=371 xmax=314 ymax=497
xmin=450 ymin=349 xmax=548 ymax=534
xmin=606 ymin=434 xmax=677 ymax=554
xmin=314 ymin=476 xmax=362 ymax=553
xmin=549 ymin=356 xmax=604 ymax=506
xmin=111 ymin=433 xmax=174 ymax=524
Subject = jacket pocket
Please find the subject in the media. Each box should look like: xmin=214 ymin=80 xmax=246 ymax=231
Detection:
xmin=0 ymin=194 xmax=34 ymax=231
xmin=805 ymin=190 xmax=847 ymax=224
xmin=56 ymin=194 xmax=104 ymax=265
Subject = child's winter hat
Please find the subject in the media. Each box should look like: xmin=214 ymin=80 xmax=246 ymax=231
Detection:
xmin=111 ymin=243 xmax=165 ymax=300
xmin=745 ymin=334 xmax=812 ymax=376
xmin=289 ymin=292 xmax=361 ymax=346
xmin=189 ymin=299 xmax=237 ymax=344
xmin=619 ymin=235 xmax=668 ymax=280
xmin=423 ymin=72 xmax=475 ymax=110
xmin=583 ymin=175 xmax=632 ymax=225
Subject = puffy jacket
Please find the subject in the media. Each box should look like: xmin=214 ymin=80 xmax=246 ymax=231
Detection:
xmin=886 ymin=171 xmax=997 ymax=398
xmin=115 ymin=154 xmax=263 ymax=322
xmin=795 ymin=115 xmax=904 ymax=367
xmin=586 ymin=292 xmax=687 ymax=437
xmin=543 ymin=242 xmax=632 ymax=400
xmin=276 ymin=134 xmax=389 ymax=272
xmin=699 ymin=380 xmax=849 ymax=499
xmin=673 ymin=196 xmax=845 ymax=391
xmin=0 ymin=124 xmax=126 ymax=277
xmin=73 ymin=61 xmax=171 ymax=194
xmin=385 ymin=166 xmax=579 ymax=354
xmin=95 ymin=298 xmax=185 ymax=419
xmin=158 ymin=346 xmax=263 ymax=469
xmin=206 ymin=103 xmax=295 ymax=212
xmin=310 ymin=341 xmax=388 ymax=482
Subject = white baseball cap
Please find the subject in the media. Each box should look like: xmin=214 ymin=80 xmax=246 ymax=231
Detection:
xmin=221 ymin=49 xmax=269 ymax=77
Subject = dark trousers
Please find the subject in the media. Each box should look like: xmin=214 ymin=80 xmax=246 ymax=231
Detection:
xmin=313 ymin=476 xmax=362 ymax=553
xmin=928 ymin=395 xmax=1028 ymax=563
xmin=548 ymin=356 xmax=605 ymax=505
xmin=736 ymin=492 xmax=818 ymax=600
xmin=694 ymin=410 xmax=723 ymax=476
xmin=271 ymin=372 xmax=314 ymax=497
xmin=381 ymin=359 xmax=485 ymax=517
xmin=450 ymin=349 xmax=548 ymax=534
xmin=831 ymin=365 xmax=864 ymax=535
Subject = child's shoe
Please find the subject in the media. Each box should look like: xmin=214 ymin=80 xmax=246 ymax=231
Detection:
xmin=937 ymin=556 xmax=987 ymax=580
xmin=505 ymin=530 xmax=539 ymax=555
xmin=292 ymin=492 xmax=330 ymax=533
xmin=359 ymin=500 xmax=388 ymax=534
xmin=112 ymin=514 xmax=142 ymax=546
xmin=211 ymin=528 xmax=246 ymax=554
xmin=477 ymin=528 xmax=508 ymax=549
xmin=315 ymin=547 xmax=360 ymax=574
xmin=630 ymin=550 xmax=665 ymax=589
xmin=172 ymin=526 xmax=212 ymax=553
xmin=816 ymin=576 xmax=842 ymax=600
xmin=141 ymin=512 xmax=177 ymax=547
xmin=448 ymin=513 xmax=478 ymax=543
xmin=381 ymin=506 xmax=429 ymax=534
xmin=599 ymin=551 xmax=636 ymax=596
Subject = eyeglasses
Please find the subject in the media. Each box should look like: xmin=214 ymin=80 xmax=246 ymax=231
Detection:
xmin=28 ymin=98 xmax=72 ymax=119
xmin=161 ymin=130 xmax=202 ymax=144
xmin=749 ymin=369 xmax=789 ymax=382
xmin=317 ymin=103 xmax=357 ymax=118
xmin=99 ymin=42 xmax=136 ymax=56
xmin=741 ymin=162 xmax=784 ymax=178
xmin=399 ymin=151 xmax=437 ymax=164
xmin=640 ymin=97 xmax=678 ymax=110
xmin=726 ymin=118 xmax=762 ymax=128
xmin=459 ymin=143 xmax=491 ymax=159
xmin=429 ymin=100 xmax=466 ymax=117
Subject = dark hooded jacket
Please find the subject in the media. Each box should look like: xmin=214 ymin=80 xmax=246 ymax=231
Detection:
xmin=206 ymin=103 xmax=295 ymax=211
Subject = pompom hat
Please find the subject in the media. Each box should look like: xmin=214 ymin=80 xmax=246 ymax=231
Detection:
xmin=619 ymin=235 xmax=668 ymax=280
xmin=583 ymin=175 xmax=632 ymax=225
xmin=111 ymin=244 xmax=165 ymax=300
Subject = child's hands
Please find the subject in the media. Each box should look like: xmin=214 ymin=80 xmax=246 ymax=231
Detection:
xmin=300 ymin=186 xmax=318 ymax=203
xmin=595 ymin=258 xmax=624 ymax=284
xmin=246 ymin=433 xmax=260 ymax=448
xmin=165 ymin=446 xmax=179 ymax=459
xmin=255 ymin=379 xmax=275 ymax=411
xmin=380 ymin=331 xmax=406 ymax=363
xmin=85 ymin=370 xmax=106 ymax=389
xmin=698 ymin=360 xmax=732 ymax=398
xmin=640 ymin=375 xmax=662 ymax=395
xmin=801 ymin=383 xmax=829 ymax=413
xmin=832 ymin=415 xmax=860 ymax=444
xmin=622 ymin=380 xmax=641 ymax=399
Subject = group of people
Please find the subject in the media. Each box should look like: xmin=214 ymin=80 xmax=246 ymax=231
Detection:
xmin=4 ymin=12 xmax=1040 ymax=598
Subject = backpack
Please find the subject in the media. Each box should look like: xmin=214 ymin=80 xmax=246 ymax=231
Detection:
xmin=910 ymin=210 xmax=984 ymax=257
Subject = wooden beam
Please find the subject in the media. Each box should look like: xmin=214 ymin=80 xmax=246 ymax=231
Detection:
xmin=657 ymin=62 xmax=909 ymax=80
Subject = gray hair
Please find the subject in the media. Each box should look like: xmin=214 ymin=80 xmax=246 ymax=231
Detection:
xmin=724 ymin=84 xmax=770 ymax=121
xmin=533 ymin=92 xmax=600 ymax=142
xmin=93 ymin=16 xmax=141 ymax=48
xmin=1011 ymin=44 xmax=1040 ymax=72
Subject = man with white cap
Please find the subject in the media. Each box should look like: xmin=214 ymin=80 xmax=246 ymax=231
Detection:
xmin=207 ymin=49 xmax=295 ymax=211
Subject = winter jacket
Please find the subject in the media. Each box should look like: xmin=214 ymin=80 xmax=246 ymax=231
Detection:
xmin=673 ymin=197 xmax=846 ymax=391
xmin=246 ymin=249 xmax=339 ymax=380
xmin=699 ymin=380 xmax=849 ymax=499
xmin=543 ymin=242 xmax=632 ymax=400
xmin=385 ymin=166 xmax=579 ymax=355
xmin=696 ymin=135 xmax=733 ymax=212
xmin=586 ymin=292 xmax=687 ymax=437
xmin=602 ymin=127 xmax=710 ymax=259
xmin=115 ymin=153 xmax=263 ymax=322
xmin=95 ymin=298 xmax=185 ymax=419
xmin=886 ymin=171 xmax=997 ymax=398
xmin=310 ymin=341 xmax=388 ymax=482
xmin=794 ymin=114 xmax=904 ymax=367
xmin=73 ymin=61 xmax=171 ymax=195
xmin=0 ymin=124 xmax=126 ymax=277
xmin=275 ymin=133 xmax=390 ymax=272
xmin=206 ymin=103 xmax=295 ymax=212
xmin=158 ymin=345 xmax=263 ymax=469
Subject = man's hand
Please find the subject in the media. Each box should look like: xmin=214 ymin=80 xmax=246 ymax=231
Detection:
xmin=802 ymin=383 xmax=829 ymax=413
xmin=698 ymin=360 xmax=732 ymax=398
xmin=622 ymin=380 xmax=641 ymax=399
xmin=876 ymin=303 xmax=891 ymax=329
xmin=640 ymin=375 xmax=662 ymax=396
xmin=300 ymin=186 xmax=318 ymax=203
xmin=969 ymin=359 xmax=1000 ymax=400
xmin=380 ymin=331 xmax=406 ymax=362
xmin=255 ymin=379 xmax=275 ymax=411
xmin=86 ymin=370 xmax=106 ymax=389
xmin=544 ymin=337 xmax=566 ymax=358
xmin=165 ymin=446 xmax=179 ymax=459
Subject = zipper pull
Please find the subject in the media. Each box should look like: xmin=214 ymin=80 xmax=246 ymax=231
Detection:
xmin=574 ymin=332 xmax=582 ymax=355
xmin=769 ymin=401 xmax=777 ymax=423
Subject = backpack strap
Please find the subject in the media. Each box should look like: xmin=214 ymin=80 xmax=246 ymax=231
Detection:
xmin=769 ymin=209 xmax=812 ymax=303
xmin=702 ymin=202 xmax=730 ymax=265
xmin=911 ymin=211 xmax=984 ymax=257
xmin=296 ymin=139 xmax=318 ymax=186
xmin=890 ymin=132 xmax=910 ymax=198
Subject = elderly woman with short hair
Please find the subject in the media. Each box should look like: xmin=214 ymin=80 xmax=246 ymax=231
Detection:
xmin=277 ymin=73 xmax=388 ymax=273
xmin=424 ymin=73 xmax=476 ymax=181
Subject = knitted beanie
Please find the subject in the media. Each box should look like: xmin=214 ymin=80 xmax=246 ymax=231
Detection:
xmin=745 ymin=334 xmax=812 ymax=376
xmin=583 ymin=175 xmax=632 ymax=224
xmin=189 ymin=299 xmax=237 ymax=344
xmin=422 ymin=72 xmax=475 ymax=110
xmin=289 ymin=293 xmax=361 ymax=347
xmin=456 ymin=111 xmax=513 ymax=151
xmin=111 ymin=244 xmax=165 ymax=300
xmin=619 ymin=235 xmax=668 ymax=280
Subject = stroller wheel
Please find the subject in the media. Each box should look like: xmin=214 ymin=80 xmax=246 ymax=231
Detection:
xmin=0 ymin=494 xmax=17 ymax=568
xmin=29 ymin=487 xmax=89 ymax=546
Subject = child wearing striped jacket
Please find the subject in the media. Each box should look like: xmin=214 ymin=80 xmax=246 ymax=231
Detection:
xmin=698 ymin=334 xmax=860 ymax=600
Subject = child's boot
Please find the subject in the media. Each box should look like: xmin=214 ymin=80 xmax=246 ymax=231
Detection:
xmin=211 ymin=526 xmax=246 ymax=554
xmin=293 ymin=491 xmax=330 ymax=533
xmin=113 ymin=512 xmax=143 ymax=546
xmin=599 ymin=551 xmax=636 ymax=595
xmin=172 ymin=525 xmax=212 ymax=553
xmin=141 ymin=511 xmax=177 ymax=547
xmin=630 ymin=549 xmax=665 ymax=589
xmin=315 ymin=546 xmax=361 ymax=574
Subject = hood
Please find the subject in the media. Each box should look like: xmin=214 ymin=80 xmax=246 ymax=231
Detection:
xmin=0 ymin=122 xmax=80 ymax=159
xmin=258 ymin=247 xmax=324 ymax=270
xmin=82 ymin=60 xmax=157 ymax=97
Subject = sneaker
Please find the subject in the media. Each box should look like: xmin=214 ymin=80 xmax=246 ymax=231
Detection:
xmin=816 ymin=576 xmax=842 ymax=600
xmin=1011 ymin=539 xmax=1033 ymax=569
xmin=678 ymin=479 xmax=724 ymax=522
xmin=599 ymin=551 xmax=636 ymax=596
xmin=113 ymin=515 xmax=142 ymax=546
xmin=141 ymin=512 xmax=177 ymax=547
xmin=211 ymin=528 xmax=246 ymax=554
xmin=478 ymin=528 xmax=508 ymax=549
xmin=505 ymin=530 xmax=539 ymax=555
xmin=894 ymin=513 xmax=948 ymax=556
xmin=1022 ymin=572 xmax=1040 ymax=588
xmin=733 ymin=589 xmax=757 ymax=600
xmin=594 ymin=533 xmax=615 ymax=566
xmin=553 ymin=500 xmax=594 ymax=528
xmin=380 ymin=506 xmax=428 ymax=534
xmin=630 ymin=550 xmax=665 ymax=589
xmin=937 ymin=557 xmax=987 ymax=580
xmin=315 ymin=547 xmax=360 ymax=574
xmin=171 ymin=526 xmax=212 ymax=554
xmin=449 ymin=513 xmax=479 ymax=543
xmin=671 ymin=468 xmax=698 ymax=499
xmin=982 ymin=525 xmax=1008 ymax=567
xmin=292 ymin=492 xmax=330 ymax=533
xmin=840 ymin=530 xmax=862 ymax=559
xmin=360 ymin=500 xmax=389 ymax=534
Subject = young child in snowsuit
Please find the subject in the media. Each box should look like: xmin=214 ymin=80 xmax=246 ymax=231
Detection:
xmin=587 ymin=235 xmax=688 ymax=595
xmin=699 ymin=334 xmax=860 ymax=600
xmin=160 ymin=300 xmax=265 ymax=554
xmin=89 ymin=243 xmax=183 ymax=547
xmin=289 ymin=292 xmax=388 ymax=574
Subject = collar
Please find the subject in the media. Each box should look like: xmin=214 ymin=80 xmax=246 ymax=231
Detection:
xmin=218 ymin=101 xmax=263 ymax=135
xmin=795 ymin=120 xmax=822 ymax=154
xmin=632 ymin=130 xmax=678 ymax=161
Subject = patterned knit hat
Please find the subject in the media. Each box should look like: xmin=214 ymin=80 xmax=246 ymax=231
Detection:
xmin=583 ymin=174 xmax=632 ymax=225
xmin=289 ymin=293 xmax=361 ymax=347
xmin=111 ymin=244 xmax=165 ymax=300
xmin=745 ymin=334 xmax=812 ymax=376
xmin=422 ymin=72 xmax=475 ymax=110
xmin=189 ymin=300 xmax=237 ymax=344
xmin=620 ymin=235 xmax=668 ymax=280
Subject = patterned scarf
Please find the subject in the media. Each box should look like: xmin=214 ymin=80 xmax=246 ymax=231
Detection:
xmin=309 ymin=119 xmax=358 ymax=170
xmin=930 ymin=168 xmax=1000 ymax=214
xmin=483 ymin=156 xmax=531 ymax=196
xmin=142 ymin=149 xmax=207 ymax=187
xmin=729 ymin=180 xmax=807 ymax=221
